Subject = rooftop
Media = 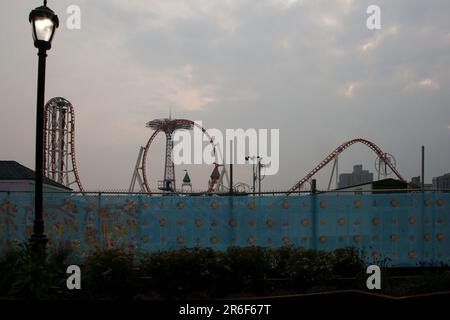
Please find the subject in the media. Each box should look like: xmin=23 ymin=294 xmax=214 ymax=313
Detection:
xmin=0 ymin=160 xmax=71 ymax=191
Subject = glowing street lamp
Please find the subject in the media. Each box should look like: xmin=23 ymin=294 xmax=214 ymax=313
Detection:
xmin=29 ymin=0 xmax=59 ymax=255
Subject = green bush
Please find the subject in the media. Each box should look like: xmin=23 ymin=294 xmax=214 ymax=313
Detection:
xmin=83 ymin=248 xmax=136 ymax=300
xmin=286 ymin=249 xmax=335 ymax=290
xmin=0 ymin=242 xmax=73 ymax=299
xmin=271 ymin=246 xmax=295 ymax=278
xmin=332 ymin=247 xmax=365 ymax=277
xmin=5 ymin=244 xmax=448 ymax=300
xmin=140 ymin=248 xmax=226 ymax=299
xmin=222 ymin=247 xmax=276 ymax=295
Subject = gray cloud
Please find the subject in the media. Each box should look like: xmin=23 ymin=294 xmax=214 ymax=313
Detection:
xmin=1 ymin=0 xmax=449 ymax=191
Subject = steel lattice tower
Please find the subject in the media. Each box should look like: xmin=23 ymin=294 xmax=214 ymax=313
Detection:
xmin=146 ymin=118 xmax=193 ymax=192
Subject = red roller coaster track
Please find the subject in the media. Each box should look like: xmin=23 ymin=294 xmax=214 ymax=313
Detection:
xmin=43 ymin=97 xmax=84 ymax=192
xmin=286 ymin=138 xmax=405 ymax=194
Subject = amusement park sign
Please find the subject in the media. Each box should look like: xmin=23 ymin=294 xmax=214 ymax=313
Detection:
xmin=172 ymin=121 xmax=280 ymax=175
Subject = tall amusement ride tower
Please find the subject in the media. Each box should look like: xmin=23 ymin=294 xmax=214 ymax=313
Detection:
xmin=146 ymin=118 xmax=193 ymax=191
xmin=43 ymin=97 xmax=83 ymax=191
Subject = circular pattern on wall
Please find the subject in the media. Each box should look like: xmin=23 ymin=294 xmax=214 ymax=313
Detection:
xmin=195 ymin=219 xmax=203 ymax=227
xmin=390 ymin=234 xmax=398 ymax=242
xmin=372 ymin=217 xmax=380 ymax=226
xmin=211 ymin=236 xmax=219 ymax=244
xmin=211 ymin=200 xmax=219 ymax=209
xmin=177 ymin=201 xmax=185 ymax=209
xmin=176 ymin=236 xmax=184 ymax=245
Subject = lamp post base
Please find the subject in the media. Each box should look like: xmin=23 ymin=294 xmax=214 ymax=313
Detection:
xmin=29 ymin=234 xmax=48 ymax=259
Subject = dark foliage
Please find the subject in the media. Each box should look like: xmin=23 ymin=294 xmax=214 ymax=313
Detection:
xmin=1 ymin=244 xmax=448 ymax=300
xmin=0 ymin=242 xmax=73 ymax=299
xmin=83 ymin=248 xmax=136 ymax=300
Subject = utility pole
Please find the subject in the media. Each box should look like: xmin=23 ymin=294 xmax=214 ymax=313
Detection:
xmin=229 ymin=140 xmax=233 ymax=195
xmin=245 ymin=156 xmax=256 ymax=193
xmin=421 ymin=146 xmax=425 ymax=192
xmin=258 ymin=158 xmax=261 ymax=195
xmin=311 ymin=179 xmax=317 ymax=194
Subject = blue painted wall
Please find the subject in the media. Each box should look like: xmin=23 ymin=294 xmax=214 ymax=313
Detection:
xmin=0 ymin=193 xmax=448 ymax=266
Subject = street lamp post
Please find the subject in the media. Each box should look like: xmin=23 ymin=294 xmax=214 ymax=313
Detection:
xmin=29 ymin=0 xmax=59 ymax=256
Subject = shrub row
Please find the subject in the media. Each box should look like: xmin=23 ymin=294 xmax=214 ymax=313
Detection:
xmin=0 ymin=245 xmax=365 ymax=299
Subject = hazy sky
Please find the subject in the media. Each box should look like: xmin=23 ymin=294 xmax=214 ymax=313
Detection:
xmin=1 ymin=0 xmax=450 ymax=191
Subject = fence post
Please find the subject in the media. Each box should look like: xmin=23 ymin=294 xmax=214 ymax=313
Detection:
xmin=97 ymin=192 xmax=105 ymax=250
xmin=311 ymin=179 xmax=317 ymax=250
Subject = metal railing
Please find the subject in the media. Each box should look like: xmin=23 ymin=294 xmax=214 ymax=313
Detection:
xmin=1 ymin=188 xmax=449 ymax=196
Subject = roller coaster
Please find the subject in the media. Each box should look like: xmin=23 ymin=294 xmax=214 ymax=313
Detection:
xmin=133 ymin=119 xmax=404 ymax=194
xmin=43 ymin=97 xmax=84 ymax=192
xmin=286 ymin=138 xmax=405 ymax=194
xmin=42 ymin=99 xmax=404 ymax=194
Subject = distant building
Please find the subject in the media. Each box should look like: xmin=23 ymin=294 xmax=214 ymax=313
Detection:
xmin=330 ymin=178 xmax=407 ymax=195
xmin=410 ymin=176 xmax=421 ymax=188
xmin=0 ymin=160 xmax=71 ymax=194
xmin=409 ymin=176 xmax=432 ymax=190
xmin=432 ymin=173 xmax=450 ymax=190
xmin=338 ymin=165 xmax=374 ymax=189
